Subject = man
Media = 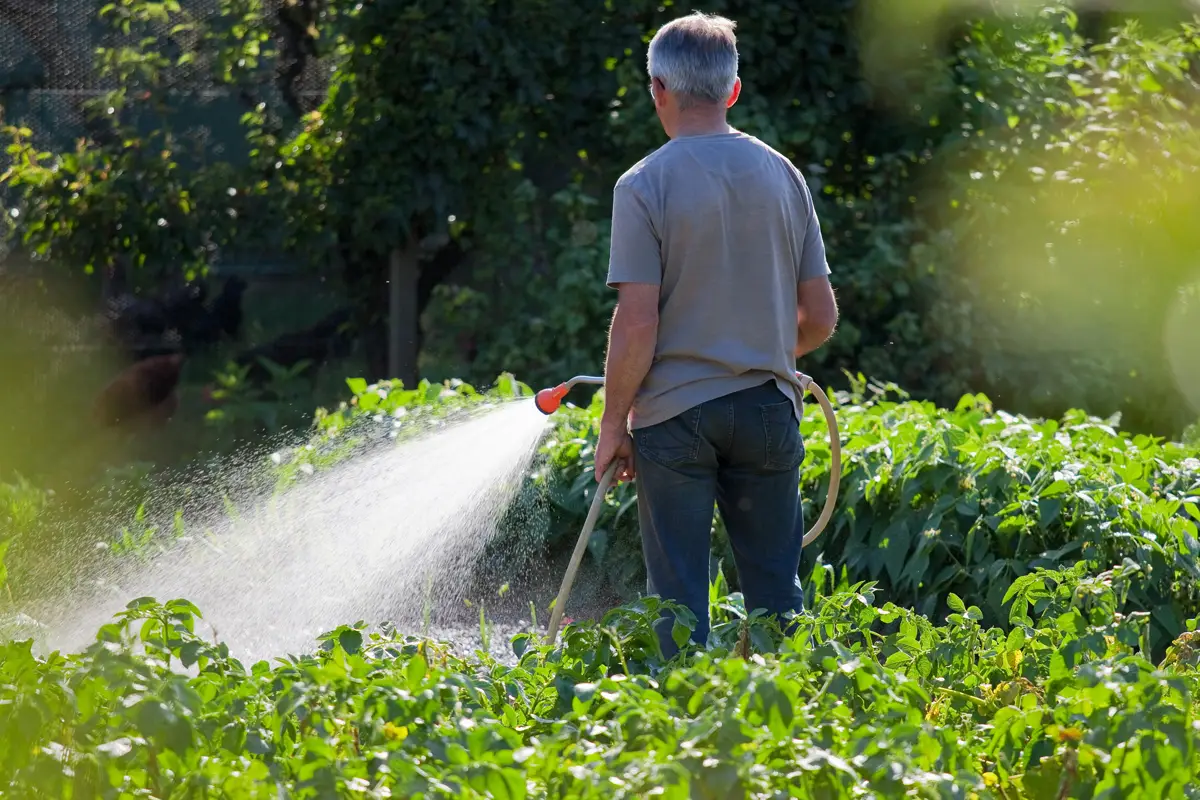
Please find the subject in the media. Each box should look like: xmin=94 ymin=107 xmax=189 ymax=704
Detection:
xmin=594 ymin=11 xmax=839 ymax=656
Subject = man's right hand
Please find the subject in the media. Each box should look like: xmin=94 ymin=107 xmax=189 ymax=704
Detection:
xmin=595 ymin=419 xmax=636 ymax=484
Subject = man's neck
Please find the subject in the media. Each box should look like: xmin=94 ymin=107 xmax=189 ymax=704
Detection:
xmin=670 ymin=112 xmax=733 ymax=139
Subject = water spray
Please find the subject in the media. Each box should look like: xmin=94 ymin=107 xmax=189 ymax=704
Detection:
xmin=535 ymin=372 xmax=842 ymax=645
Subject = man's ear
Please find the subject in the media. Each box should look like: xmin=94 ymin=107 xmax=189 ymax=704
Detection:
xmin=726 ymin=77 xmax=742 ymax=109
xmin=651 ymin=77 xmax=668 ymax=108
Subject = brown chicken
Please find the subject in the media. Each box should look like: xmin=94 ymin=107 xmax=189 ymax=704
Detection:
xmin=92 ymin=353 xmax=185 ymax=432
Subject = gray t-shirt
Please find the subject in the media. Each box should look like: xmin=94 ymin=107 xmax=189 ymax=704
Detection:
xmin=606 ymin=130 xmax=830 ymax=430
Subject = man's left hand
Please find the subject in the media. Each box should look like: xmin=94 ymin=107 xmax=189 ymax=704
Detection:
xmin=595 ymin=420 xmax=635 ymax=484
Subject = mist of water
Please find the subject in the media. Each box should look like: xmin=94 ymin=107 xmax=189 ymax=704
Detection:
xmin=32 ymin=398 xmax=552 ymax=664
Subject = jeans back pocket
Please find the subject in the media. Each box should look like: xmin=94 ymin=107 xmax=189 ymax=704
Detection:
xmin=634 ymin=406 xmax=703 ymax=467
xmin=760 ymin=399 xmax=805 ymax=471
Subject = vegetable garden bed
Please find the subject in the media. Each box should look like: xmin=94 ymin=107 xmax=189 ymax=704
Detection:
xmin=4 ymin=373 xmax=1200 ymax=796
xmin=3 ymin=563 xmax=1199 ymax=797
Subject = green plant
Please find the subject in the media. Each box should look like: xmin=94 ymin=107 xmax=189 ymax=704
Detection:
xmin=804 ymin=376 xmax=1200 ymax=655
xmin=0 ymin=475 xmax=47 ymax=539
xmin=423 ymin=183 xmax=617 ymax=391
xmin=105 ymin=504 xmax=186 ymax=561
xmin=204 ymin=357 xmax=320 ymax=439
xmin=0 ymin=476 xmax=49 ymax=603
xmin=2 ymin=367 xmax=1197 ymax=795
xmin=7 ymin=0 xmax=1197 ymax=439
xmin=4 ymin=562 xmax=1200 ymax=797
xmin=514 ymin=373 xmax=1200 ymax=658
xmin=918 ymin=10 xmax=1200 ymax=437
xmin=262 ymin=0 xmax=657 ymax=386
xmin=417 ymin=3 xmax=1200 ymax=439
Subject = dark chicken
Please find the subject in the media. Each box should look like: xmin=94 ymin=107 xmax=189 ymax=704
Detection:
xmin=168 ymin=275 xmax=248 ymax=350
xmin=208 ymin=275 xmax=248 ymax=342
xmin=233 ymin=307 xmax=353 ymax=388
xmin=201 ymin=307 xmax=354 ymax=408
xmin=92 ymin=352 xmax=185 ymax=432
xmin=105 ymin=275 xmax=248 ymax=361
xmin=89 ymin=275 xmax=247 ymax=437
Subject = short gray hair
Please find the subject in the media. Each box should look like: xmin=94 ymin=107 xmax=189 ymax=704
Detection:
xmin=646 ymin=12 xmax=739 ymax=109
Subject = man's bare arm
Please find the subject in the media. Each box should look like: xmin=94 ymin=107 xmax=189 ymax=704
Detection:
xmin=601 ymin=282 xmax=660 ymax=429
xmin=796 ymin=275 xmax=838 ymax=358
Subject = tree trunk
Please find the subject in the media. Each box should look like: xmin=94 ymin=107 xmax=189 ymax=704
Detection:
xmin=388 ymin=244 xmax=420 ymax=388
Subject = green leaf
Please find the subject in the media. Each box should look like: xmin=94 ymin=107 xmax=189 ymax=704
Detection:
xmin=136 ymin=700 xmax=193 ymax=753
xmin=1055 ymin=610 xmax=1086 ymax=636
xmin=179 ymin=640 xmax=203 ymax=668
xmin=1041 ymin=480 xmax=1070 ymax=498
xmin=484 ymin=766 xmax=526 ymax=800
xmin=337 ymin=628 xmax=362 ymax=654
xmin=406 ymin=653 xmax=427 ymax=686
xmin=671 ymin=617 xmax=692 ymax=649
xmin=1038 ymin=498 xmax=1063 ymax=529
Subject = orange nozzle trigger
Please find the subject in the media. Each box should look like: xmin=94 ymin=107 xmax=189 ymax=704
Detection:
xmin=535 ymin=383 xmax=568 ymax=415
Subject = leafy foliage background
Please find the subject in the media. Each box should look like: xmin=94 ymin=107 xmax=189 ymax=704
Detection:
xmin=2 ymin=4 xmax=1200 ymax=794
xmin=2 ymin=1 xmax=1198 ymax=441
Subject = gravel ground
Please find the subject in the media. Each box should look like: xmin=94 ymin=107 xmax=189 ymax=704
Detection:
xmin=402 ymin=609 xmax=609 ymax=666
xmin=420 ymin=620 xmax=538 ymax=665
xmin=399 ymin=555 xmax=624 ymax=665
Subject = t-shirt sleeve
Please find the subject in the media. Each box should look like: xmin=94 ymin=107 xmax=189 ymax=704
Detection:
xmin=606 ymin=181 xmax=663 ymax=288
xmin=797 ymin=177 xmax=831 ymax=282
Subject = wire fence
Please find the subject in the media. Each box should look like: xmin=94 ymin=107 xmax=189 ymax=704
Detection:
xmin=0 ymin=0 xmax=343 ymax=351
xmin=1 ymin=0 xmax=330 ymax=149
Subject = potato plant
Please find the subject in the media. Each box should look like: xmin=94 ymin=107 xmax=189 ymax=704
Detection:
xmin=513 ymin=374 xmax=1200 ymax=658
xmin=2 ymin=373 xmax=1199 ymax=795
xmin=3 ymin=560 xmax=1199 ymax=797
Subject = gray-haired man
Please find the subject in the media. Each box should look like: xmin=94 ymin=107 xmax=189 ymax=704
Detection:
xmin=594 ymin=11 xmax=839 ymax=656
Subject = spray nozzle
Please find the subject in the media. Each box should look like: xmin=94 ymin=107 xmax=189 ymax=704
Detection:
xmin=535 ymin=384 xmax=569 ymax=415
xmin=534 ymin=375 xmax=605 ymax=415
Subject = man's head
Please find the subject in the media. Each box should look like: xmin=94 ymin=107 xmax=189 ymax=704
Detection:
xmin=646 ymin=12 xmax=741 ymax=137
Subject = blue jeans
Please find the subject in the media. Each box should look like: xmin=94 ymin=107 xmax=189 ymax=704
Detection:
xmin=632 ymin=380 xmax=806 ymax=657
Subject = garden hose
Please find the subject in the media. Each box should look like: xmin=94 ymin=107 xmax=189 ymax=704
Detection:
xmin=545 ymin=460 xmax=618 ymax=647
xmin=537 ymin=372 xmax=842 ymax=646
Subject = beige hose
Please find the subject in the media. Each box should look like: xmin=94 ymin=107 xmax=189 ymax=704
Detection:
xmin=796 ymin=373 xmax=841 ymax=548
xmin=545 ymin=460 xmax=617 ymax=646
xmin=544 ymin=372 xmax=842 ymax=646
